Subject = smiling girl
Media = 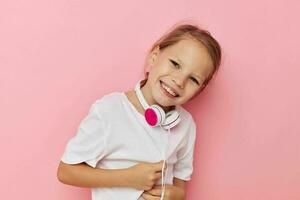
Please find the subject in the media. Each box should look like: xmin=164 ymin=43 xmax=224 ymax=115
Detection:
xmin=57 ymin=22 xmax=222 ymax=200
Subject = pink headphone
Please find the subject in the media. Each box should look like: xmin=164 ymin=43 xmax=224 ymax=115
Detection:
xmin=134 ymin=79 xmax=181 ymax=130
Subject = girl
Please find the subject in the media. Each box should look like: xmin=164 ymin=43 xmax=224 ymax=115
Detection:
xmin=57 ymin=22 xmax=222 ymax=200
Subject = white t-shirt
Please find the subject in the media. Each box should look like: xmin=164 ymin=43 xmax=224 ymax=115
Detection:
xmin=61 ymin=91 xmax=197 ymax=200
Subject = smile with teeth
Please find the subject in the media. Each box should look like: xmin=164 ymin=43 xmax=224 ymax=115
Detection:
xmin=160 ymin=81 xmax=178 ymax=97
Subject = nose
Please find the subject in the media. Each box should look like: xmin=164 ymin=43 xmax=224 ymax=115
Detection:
xmin=172 ymin=75 xmax=186 ymax=89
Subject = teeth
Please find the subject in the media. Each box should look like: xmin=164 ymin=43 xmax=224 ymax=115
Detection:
xmin=162 ymin=82 xmax=177 ymax=97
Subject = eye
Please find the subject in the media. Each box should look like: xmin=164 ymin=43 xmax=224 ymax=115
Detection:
xmin=169 ymin=59 xmax=180 ymax=69
xmin=190 ymin=77 xmax=199 ymax=85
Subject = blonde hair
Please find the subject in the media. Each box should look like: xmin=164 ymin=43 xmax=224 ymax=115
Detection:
xmin=141 ymin=22 xmax=222 ymax=94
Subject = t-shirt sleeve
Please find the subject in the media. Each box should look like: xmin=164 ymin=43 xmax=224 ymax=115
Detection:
xmin=60 ymin=101 xmax=108 ymax=168
xmin=173 ymin=120 xmax=196 ymax=181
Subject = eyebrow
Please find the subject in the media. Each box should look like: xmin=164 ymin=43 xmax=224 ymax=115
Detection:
xmin=174 ymin=56 xmax=205 ymax=81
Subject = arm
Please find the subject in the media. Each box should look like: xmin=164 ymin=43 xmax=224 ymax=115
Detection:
xmin=57 ymin=161 xmax=130 ymax=188
xmin=141 ymin=180 xmax=186 ymax=200
xmin=173 ymin=177 xmax=186 ymax=198
xmin=173 ymin=177 xmax=186 ymax=190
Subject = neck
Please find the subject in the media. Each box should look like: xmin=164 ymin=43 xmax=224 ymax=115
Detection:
xmin=139 ymin=80 xmax=175 ymax=113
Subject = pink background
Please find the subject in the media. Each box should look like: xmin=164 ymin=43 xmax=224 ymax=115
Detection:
xmin=1 ymin=0 xmax=299 ymax=199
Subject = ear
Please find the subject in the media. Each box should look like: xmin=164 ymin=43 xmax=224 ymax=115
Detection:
xmin=146 ymin=45 xmax=160 ymax=71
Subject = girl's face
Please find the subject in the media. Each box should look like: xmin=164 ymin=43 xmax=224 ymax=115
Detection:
xmin=142 ymin=38 xmax=214 ymax=110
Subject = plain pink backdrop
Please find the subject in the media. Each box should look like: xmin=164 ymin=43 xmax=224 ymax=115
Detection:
xmin=1 ymin=0 xmax=299 ymax=199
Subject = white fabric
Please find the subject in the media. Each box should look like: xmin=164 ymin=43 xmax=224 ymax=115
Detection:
xmin=61 ymin=91 xmax=197 ymax=200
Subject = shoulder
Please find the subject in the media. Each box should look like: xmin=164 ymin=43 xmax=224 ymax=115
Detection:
xmin=94 ymin=91 xmax=123 ymax=104
xmin=90 ymin=91 xmax=124 ymax=116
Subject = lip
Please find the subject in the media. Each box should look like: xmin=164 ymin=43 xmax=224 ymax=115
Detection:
xmin=160 ymin=80 xmax=179 ymax=98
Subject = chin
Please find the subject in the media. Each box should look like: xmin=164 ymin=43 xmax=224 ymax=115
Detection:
xmin=156 ymin=95 xmax=177 ymax=108
xmin=151 ymin=92 xmax=168 ymax=107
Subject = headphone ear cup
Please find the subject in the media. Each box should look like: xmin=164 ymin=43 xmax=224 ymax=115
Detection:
xmin=144 ymin=105 xmax=166 ymax=126
xmin=151 ymin=105 xmax=166 ymax=126
xmin=162 ymin=110 xmax=181 ymax=129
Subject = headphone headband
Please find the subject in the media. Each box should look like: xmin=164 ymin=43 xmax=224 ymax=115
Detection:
xmin=134 ymin=80 xmax=150 ymax=110
xmin=134 ymin=79 xmax=181 ymax=130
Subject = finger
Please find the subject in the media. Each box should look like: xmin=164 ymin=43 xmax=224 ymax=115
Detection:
xmin=142 ymin=192 xmax=161 ymax=200
xmin=153 ymin=160 xmax=163 ymax=171
xmin=152 ymin=184 xmax=163 ymax=189
xmin=146 ymin=187 xmax=162 ymax=196
xmin=154 ymin=172 xmax=162 ymax=180
xmin=153 ymin=160 xmax=167 ymax=172
xmin=141 ymin=193 xmax=152 ymax=200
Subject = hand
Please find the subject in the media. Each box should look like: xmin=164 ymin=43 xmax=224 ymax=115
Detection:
xmin=125 ymin=160 xmax=167 ymax=191
xmin=141 ymin=184 xmax=185 ymax=200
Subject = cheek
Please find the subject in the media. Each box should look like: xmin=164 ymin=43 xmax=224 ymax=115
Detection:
xmin=184 ymin=87 xmax=199 ymax=99
xmin=156 ymin=60 xmax=172 ymax=72
xmin=150 ymin=65 xmax=167 ymax=78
